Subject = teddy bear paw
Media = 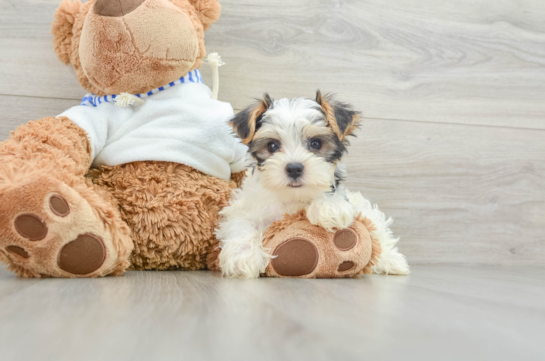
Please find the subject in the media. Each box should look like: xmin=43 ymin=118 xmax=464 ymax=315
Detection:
xmin=0 ymin=174 xmax=131 ymax=278
xmin=263 ymin=218 xmax=379 ymax=278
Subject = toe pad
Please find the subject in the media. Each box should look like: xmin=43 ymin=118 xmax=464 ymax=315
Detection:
xmin=14 ymin=214 xmax=48 ymax=241
xmin=49 ymin=195 xmax=70 ymax=217
xmin=6 ymin=245 xmax=30 ymax=258
xmin=271 ymin=238 xmax=318 ymax=277
xmin=58 ymin=234 xmax=106 ymax=275
xmin=334 ymin=229 xmax=358 ymax=250
xmin=338 ymin=261 xmax=355 ymax=272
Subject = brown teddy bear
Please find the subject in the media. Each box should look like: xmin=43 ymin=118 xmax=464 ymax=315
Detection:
xmin=0 ymin=0 xmax=249 ymax=278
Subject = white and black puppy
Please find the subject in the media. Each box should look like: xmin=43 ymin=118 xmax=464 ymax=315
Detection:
xmin=216 ymin=91 xmax=409 ymax=279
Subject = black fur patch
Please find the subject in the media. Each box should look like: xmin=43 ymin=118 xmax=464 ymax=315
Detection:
xmin=249 ymin=137 xmax=279 ymax=167
xmin=326 ymin=136 xmax=346 ymax=163
xmin=229 ymin=94 xmax=274 ymax=141
xmin=230 ymin=106 xmax=254 ymax=140
xmin=328 ymin=168 xmax=346 ymax=193
xmin=315 ymin=90 xmax=361 ymax=139
xmin=334 ymin=167 xmax=345 ymax=185
xmin=331 ymin=100 xmax=359 ymax=136
xmin=307 ymin=134 xmax=346 ymax=163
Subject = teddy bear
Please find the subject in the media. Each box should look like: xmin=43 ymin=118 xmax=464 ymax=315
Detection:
xmin=0 ymin=0 xmax=249 ymax=278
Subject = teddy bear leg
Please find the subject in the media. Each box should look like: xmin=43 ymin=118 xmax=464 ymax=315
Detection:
xmin=262 ymin=213 xmax=382 ymax=278
xmin=88 ymin=162 xmax=235 ymax=271
xmin=0 ymin=117 xmax=133 ymax=278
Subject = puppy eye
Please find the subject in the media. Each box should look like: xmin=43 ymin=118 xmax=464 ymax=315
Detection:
xmin=268 ymin=141 xmax=280 ymax=153
xmin=310 ymin=139 xmax=322 ymax=150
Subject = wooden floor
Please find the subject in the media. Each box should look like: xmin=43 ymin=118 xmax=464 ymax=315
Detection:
xmin=1 ymin=1 xmax=544 ymax=359
xmin=0 ymin=265 xmax=543 ymax=361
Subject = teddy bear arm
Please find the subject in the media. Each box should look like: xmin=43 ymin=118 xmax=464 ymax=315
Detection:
xmin=0 ymin=116 xmax=93 ymax=178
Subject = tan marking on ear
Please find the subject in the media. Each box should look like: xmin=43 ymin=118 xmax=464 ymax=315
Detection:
xmin=241 ymin=100 xmax=269 ymax=145
xmin=344 ymin=114 xmax=360 ymax=137
xmin=320 ymin=97 xmax=344 ymax=141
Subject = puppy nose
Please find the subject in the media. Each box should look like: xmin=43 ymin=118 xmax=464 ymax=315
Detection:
xmin=286 ymin=163 xmax=304 ymax=179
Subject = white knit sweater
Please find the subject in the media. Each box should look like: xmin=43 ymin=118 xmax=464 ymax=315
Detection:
xmin=58 ymin=71 xmax=248 ymax=181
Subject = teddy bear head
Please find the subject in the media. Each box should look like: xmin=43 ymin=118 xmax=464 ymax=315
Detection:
xmin=52 ymin=0 xmax=220 ymax=96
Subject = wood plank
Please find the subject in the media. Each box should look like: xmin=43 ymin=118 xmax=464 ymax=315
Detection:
xmin=0 ymin=0 xmax=85 ymax=101
xmin=0 ymin=95 xmax=76 ymax=139
xmin=1 ymin=95 xmax=544 ymax=265
xmin=1 ymin=0 xmax=545 ymax=129
xmin=345 ymin=117 xmax=545 ymax=265
xmin=0 ymin=266 xmax=544 ymax=361
xmin=204 ymin=0 xmax=545 ymax=129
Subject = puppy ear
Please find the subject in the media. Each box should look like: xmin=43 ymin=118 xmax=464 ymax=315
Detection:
xmin=315 ymin=90 xmax=361 ymax=140
xmin=230 ymin=94 xmax=273 ymax=144
xmin=187 ymin=0 xmax=221 ymax=31
xmin=51 ymin=0 xmax=83 ymax=65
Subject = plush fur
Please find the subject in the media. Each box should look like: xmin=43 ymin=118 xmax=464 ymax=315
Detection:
xmin=261 ymin=211 xmax=382 ymax=278
xmin=51 ymin=0 xmax=219 ymax=96
xmin=216 ymin=93 xmax=410 ymax=278
xmin=88 ymin=162 xmax=235 ymax=271
xmin=0 ymin=0 xmax=240 ymax=278
xmin=0 ymin=118 xmax=133 ymax=278
xmin=186 ymin=0 xmax=221 ymax=30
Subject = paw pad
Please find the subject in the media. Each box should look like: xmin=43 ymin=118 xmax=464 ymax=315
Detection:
xmin=338 ymin=261 xmax=355 ymax=272
xmin=57 ymin=234 xmax=106 ymax=275
xmin=14 ymin=214 xmax=48 ymax=241
xmin=271 ymin=238 xmax=318 ymax=277
xmin=333 ymin=229 xmax=358 ymax=250
xmin=49 ymin=195 xmax=70 ymax=217
xmin=6 ymin=245 xmax=30 ymax=258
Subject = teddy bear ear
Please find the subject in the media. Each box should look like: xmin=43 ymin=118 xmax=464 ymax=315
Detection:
xmin=187 ymin=0 xmax=221 ymax=30
xmin=51 ymin=0 xmax=83 ymax=65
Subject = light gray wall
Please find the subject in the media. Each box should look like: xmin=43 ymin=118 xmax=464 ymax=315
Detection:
xmin=1 ymin=0 xmax=544 ymax=265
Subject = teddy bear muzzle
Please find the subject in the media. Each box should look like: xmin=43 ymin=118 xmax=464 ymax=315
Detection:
xmin=94 ymin=0 xmax=147 ymax=17
xmin=79 ymin=0 xmax=200 ymax=95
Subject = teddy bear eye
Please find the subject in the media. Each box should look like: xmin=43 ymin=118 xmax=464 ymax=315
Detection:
xmin=310 ymin=139 xmax=322 ymax=150
xmin=268 ymin=141 xmax=280 ymax=153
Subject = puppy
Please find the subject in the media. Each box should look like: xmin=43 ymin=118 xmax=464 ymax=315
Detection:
xmin=216 ymin=91 xmax=409 ymax=278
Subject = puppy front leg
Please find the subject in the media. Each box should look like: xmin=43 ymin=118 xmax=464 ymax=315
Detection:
xmin=305 ymin=192 xmax=357 ymax=232
xmin=217 ymin=219 xmax=273 ymax=279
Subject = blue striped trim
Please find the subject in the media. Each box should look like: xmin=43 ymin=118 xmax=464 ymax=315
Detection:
xmin=81 ymin=69 xmax=204 ymax=107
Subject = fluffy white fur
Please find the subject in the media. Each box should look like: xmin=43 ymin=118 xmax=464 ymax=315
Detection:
xmin=216 ymin=97 xmax=409 ymax=278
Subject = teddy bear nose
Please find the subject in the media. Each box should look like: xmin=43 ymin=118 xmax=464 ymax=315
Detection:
xmin=94 ymin=0 xmax=147 ymax=17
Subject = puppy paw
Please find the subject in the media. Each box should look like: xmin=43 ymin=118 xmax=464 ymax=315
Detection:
xmin=374 ymin=247 xmax=410 ymax=275
xmin=306 ymin=196 xmax=357 ymax=232
xmin=218 ymin=237 xmax=272 ymax=279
